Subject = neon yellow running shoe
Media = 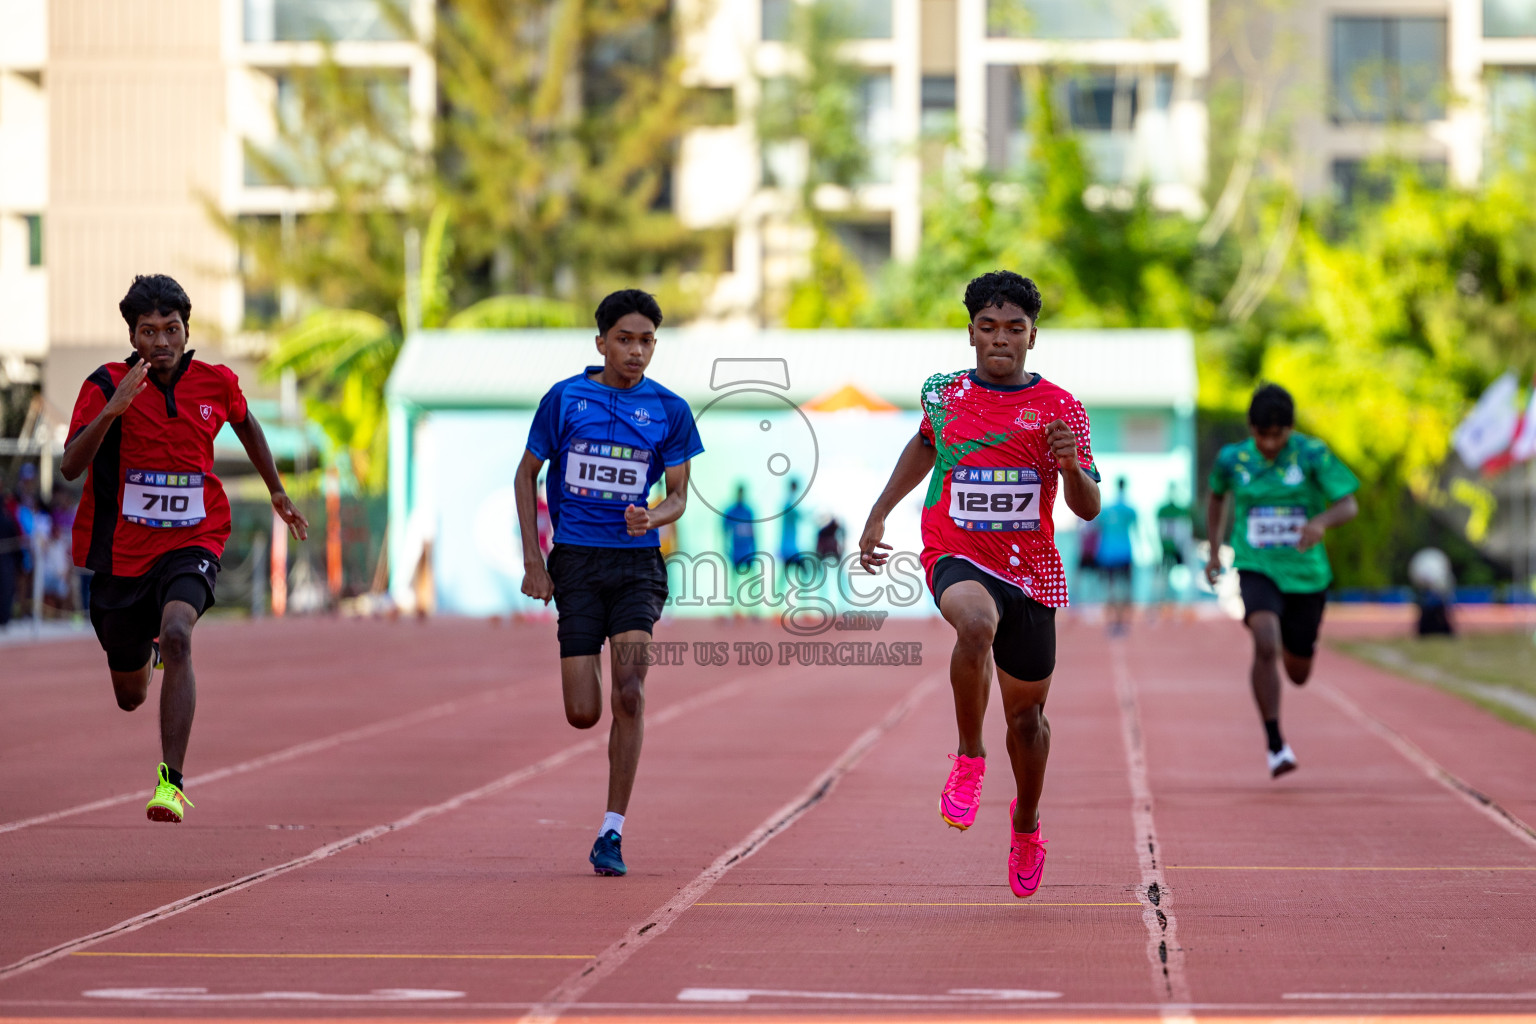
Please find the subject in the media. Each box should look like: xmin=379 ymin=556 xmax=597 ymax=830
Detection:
xmin=146 ymin=763 xmax=193 ymax=823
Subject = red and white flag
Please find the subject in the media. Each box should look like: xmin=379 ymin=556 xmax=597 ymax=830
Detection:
xmin=1479 ymin=374 xmax=1536 ymax=477
xmin=1454 ymin=372 xmax=1520 ymax=471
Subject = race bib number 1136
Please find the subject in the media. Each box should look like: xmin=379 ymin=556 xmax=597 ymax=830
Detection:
xmin=564 ymin=440 xmax=651 ymax=502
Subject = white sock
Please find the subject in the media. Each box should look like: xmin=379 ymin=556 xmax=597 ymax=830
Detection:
xmin=600 ymin=812 xmax=625 ymax=837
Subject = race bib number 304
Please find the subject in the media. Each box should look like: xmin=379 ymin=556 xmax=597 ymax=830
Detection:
xmin=1247 ymin=506 xmax=1308 ymax=548
xmin=949 ymin=466 xmax=1042 ymax=531
xmin=564 ymin=440 xmax=652 ymax=502
xmin=123 ymin=469 xmax=207 ymax=528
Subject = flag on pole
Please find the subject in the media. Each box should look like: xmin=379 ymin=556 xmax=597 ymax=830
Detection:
xmin=1480 ymin=374 xmax=1536 ymax=477
xmin=1454 ymin=372 xmax=1520 ymax=471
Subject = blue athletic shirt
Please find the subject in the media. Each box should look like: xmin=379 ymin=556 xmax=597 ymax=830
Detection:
xmin=526 ymin=367 xmax=705 ymax=548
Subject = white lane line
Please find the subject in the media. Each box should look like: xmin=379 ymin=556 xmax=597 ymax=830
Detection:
xmin=1286 ymin=992 xmax=1536 ymax=1001
xmin=676 ymin=987 xmax=1061 ymax=1003
xmin=85 ymin=987 xmax=464 ymax=1002
xmin=0 ymin=684 xmax=526 ymax=834
xmin=0 ymin=679 xmax=748 ymax=983
xmin=1111 ymin=645 xmax=1193 ymax=1012
xmin=1319 ymin=684 xmax=1536 ymax=849
xmin=518 ymin=673 xmax=943 ymax=1024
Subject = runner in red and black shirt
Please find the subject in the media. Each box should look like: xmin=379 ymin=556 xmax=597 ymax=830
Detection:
xmin=61 ymin=274 xmax=308 ymax=823
xmin=859 ymin=271 xmax=1101 ymax=899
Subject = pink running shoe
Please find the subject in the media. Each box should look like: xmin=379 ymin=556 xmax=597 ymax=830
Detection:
xmin=939 ymin=753 xmax=985 ymax=829
xmin=1008 ymin=799 xmax=1048 ymax=899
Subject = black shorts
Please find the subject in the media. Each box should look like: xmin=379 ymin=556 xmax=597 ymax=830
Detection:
xmin=931 ymin=556 xmax=1056 ymax=682
xmin=547 ymin=543 xmax=668 ymax=659
xmin=90 ymin=546 xmax=219 ymax=672
xmin=1239 ymin=570 xmax=1327 ymax=659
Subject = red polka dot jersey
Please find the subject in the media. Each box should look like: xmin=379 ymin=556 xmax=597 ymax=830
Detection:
xmin=917 ymin=369 xmax=1099 ymax=607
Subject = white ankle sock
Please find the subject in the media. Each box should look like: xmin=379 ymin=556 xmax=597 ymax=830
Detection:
xmin=600 ymin=812 xmax=625 ymax=837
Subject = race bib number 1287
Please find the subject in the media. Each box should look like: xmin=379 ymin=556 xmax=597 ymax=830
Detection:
xmin=949 ymin=466 xmax=1042 ymax=531
xmin=564 ymin=440 xmax=651 ymax=502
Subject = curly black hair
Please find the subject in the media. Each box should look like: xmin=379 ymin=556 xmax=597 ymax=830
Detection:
xmin=963 ymin=270 xmax=1042 ymax=322
xmin=119 ymin=274 xmax=192 ymax=331
xmin=595 ymin=289 xmax=663 ymax=336
xmin=1248 ymin=383 xmax=1295 ymax=429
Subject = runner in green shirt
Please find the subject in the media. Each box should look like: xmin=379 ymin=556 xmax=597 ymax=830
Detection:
xmin=1204 ymin=384 xmax=1359 ymax=778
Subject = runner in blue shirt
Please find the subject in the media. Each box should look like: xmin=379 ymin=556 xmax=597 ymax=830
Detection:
xmin=515 ymin=289 xmax=704 ymax=878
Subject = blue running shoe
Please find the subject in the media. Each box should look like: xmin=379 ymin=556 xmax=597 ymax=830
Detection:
xmin=590 ymin=830 xmax=626 ymax=876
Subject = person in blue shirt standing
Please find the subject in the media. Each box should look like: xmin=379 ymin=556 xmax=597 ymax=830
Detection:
xmin=1096 ymin=477 xmax=1138 ymax=634
xmin=723 ymin=484 xmax=757 ymax=572
xmin=515 ymin=289 xmax=704 ymax=878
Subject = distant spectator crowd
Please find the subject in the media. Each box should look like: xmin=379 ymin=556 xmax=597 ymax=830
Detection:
xmin=1 ymin=462 xmax=89 ymax=628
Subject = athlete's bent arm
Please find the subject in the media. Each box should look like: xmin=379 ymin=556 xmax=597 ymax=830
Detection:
xmin=858 ymin=433 xmax=936 ymax=573
xmin=1298 ymin=494 xmax=1358 ymax=552
xmin=1204 ymin=492 xmax=1229 ymax=585
xmin=624 ymin=461 xmax=690 ymax=536
xmin=61 ymin=362 xmax=151 ymax=481
xmin=230 ymin=413 xmax=309 ymax=541
xmin=1048 ymin=419 xmax=1100 ymax=522
xmin=514 ymin=449 xmax=553 ymax=603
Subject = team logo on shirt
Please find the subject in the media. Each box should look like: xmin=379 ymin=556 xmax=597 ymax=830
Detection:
xmin=1283 ymin=464 xmax=1305 ymax=486
xmin=1014 ymin=408 xmax=1040 ymax=430
xmin=632 ymin=407 xmax=651 ymax=425
xmin=199 ymin=404 xmax=212 ymax=420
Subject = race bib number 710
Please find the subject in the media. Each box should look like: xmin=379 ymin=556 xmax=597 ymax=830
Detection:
xmin=949 ymin=466 xmax=1042 ymax=531
xmin=123 ymin=469 xmax=207 ymax=528
xmin=564 ymin=440 xmax=651 ymax=502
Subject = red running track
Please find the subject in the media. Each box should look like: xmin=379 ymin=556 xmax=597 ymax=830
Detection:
xmin=1 ymin=614 xmax=1534 ymax=1022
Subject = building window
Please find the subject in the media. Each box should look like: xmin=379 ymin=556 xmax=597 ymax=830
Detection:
xmin=857 ymin=72 xmax=896 ymax=183
xmin=988 ymin=0 xmax=1177 ymax=40
xmin=1488 ymin=68 xmax=1536 ymax=162
xmin=1486 ymin=0 xmax=1536 ymax=38
xmin=245 ymin=0 xmax=402 ymax=43
xmin=831 ymin=218 xmax=892 ymax=270
xmin=762 ymin=0 xmax=791 ymax=40
xmin=763 ymin=0 xmax=890 ymax=40
xmin=245 ymin=70 xmax=410 ymax=188
xmin=1331 ymin=158 xmax=1446 ymax=205
xmin=922 ymin=75 xmax=957 ymax=135
xmin=1332 ymin=17 xmax=1446 ymax=124
xmin=25 ymin=214 xmax=42 ymax=267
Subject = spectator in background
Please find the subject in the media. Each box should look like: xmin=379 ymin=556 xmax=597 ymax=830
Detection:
xmin=815 ymin=515 xmax=844 ymax=562
xmin=723 ymin=484 xmax=757 ymax=573
xmin=1156 ymin=483 xmax=1194 ymax=608
xmin=779 ymin=478 xmax=804 ymax=571
xmin=12 ymin=462 xmax=45 ymax=615
xmin=0 ymin=484 xmax=20 ymax=626
xmin=1097 ymin=477 xmax=1138 ymax=634
xmin=43 ymin=496 xmax=81 ymax=615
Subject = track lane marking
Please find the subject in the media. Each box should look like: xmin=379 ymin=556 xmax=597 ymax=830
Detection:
xmin=1172 ymin=864 xmax=1536 ymax=871
xmin=0 ymin=684 xmax=527 ymax=834
xmin=1319 ymin=683 xmax=1536 ymax=849
xmin=518 ymin=673 xmax=943 ymax=1024
xmin=694 ymin=900 xmax=1140 ymax=906
xmin=0 ymin=678 xmax=749 ymax=983
xmin=1112 ymin=644 xmax=1193 ymax=1013
xmin=72 ymin=952 xmax=592 ymax=960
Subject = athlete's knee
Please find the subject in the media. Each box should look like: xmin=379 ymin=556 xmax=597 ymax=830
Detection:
xmin=159 ymin=621 xmax=194 ymax=663
xmin=1007 ymin=702 xmax=1048 ymax=743
xmin=952 ymin=612 xmax=997 ymax=652
xmin=612 ymin=676 xmax=645 ymax=719
xmin=1248 ymin=624 xmax=1280 ymax=661
xmin=1284 ymin=655 xmax=1313 ymax=684
xmin=114 ymin=686 xmax=146 ymax=712
xmin=566 ymin=704 xmax=601 ymax=729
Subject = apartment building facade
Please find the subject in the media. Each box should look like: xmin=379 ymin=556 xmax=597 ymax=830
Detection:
xmin=1213 ymin=0 xmax=1536 ymax=200
xmin=0 ymin=0 xmax=432 ymax=420
xmin=678 ymin=0 xmax=1211 ymax=319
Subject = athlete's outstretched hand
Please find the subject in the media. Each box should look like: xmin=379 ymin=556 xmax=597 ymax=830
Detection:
xmin=1204 ymin=556 xmax=1222 ymax=587
xmin=858 ymin=517 xmax=892 ymax=574
xmin=624 ymin=503 xmax=651 ymax=536
xmin=272 ymin=492 xmax=309 ymax=541
xmin=522 ymin=561 xmax=554 ymax=603
xmin=1045 ymin=419 xmax=1080 ymax=471
xmin=104 ymin=361 xmax=151 ymax=418
xmin=1296 ymin=519 xmax=1327 ymax=552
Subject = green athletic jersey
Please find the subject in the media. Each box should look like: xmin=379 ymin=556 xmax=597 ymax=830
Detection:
xmin=1208 ymin=433 xmax=1359 ymax=593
